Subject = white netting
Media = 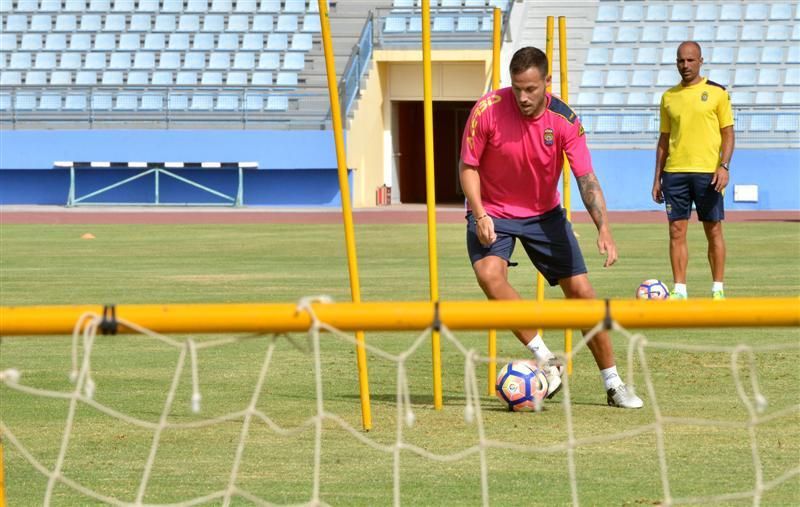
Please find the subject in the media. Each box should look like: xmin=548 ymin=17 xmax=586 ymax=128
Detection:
xmin=1 ymin=297 xmax=799 ymax=506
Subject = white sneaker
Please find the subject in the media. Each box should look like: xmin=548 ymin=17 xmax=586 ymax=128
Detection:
xmin=606 ymin=384 xmax=644 ymax=409
xmin=544 ymin=362 xmax=564 ymax=399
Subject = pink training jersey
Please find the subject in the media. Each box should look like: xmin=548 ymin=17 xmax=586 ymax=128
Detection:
xmin=460 ymin=88 xmax=593 ymax=219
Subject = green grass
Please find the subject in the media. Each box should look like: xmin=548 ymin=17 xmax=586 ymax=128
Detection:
xmin=1 ymin=221 xmax=799 ymax=505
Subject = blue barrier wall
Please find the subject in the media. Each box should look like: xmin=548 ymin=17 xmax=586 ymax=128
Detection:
xmin=1 ymin=130 xmax=797 ymax=209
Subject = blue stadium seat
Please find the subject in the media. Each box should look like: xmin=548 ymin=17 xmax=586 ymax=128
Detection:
xmin=20 ymin=34 xmax=43 ymax=51
xmin=793 ymin=25 xmax=800 ymax=41
xmin=252 ymin=15 xmax=273 ymax=32
xmin=226 ymin=71 xmax=247 ymax=85
xmin=50 ymin=70 xmax=72 ymax=84
xmin=108 ymin=52 xmax=131 ymax=70
xmin=34 ymin=52 xmax=56 ymax=69
xmin=45 ymin=33 xmax=67 ymax=51
xmin=433 ymin=16 xmax=455 ymax=31
xmin=211 ymin=0 xmax=233 ymax=12
xmin=64 ymin=94 xmax=87 ymax=110
xmin=191 ymin=94 xmax=215 ymax=110
xmin=716 ymin=25 xmax=737 ymax=42
xmin=182 ymin=52 xmax=204 ymax=70
xmin=660 ymin=47 xmax=675 ymax=64
xmin=99 ymin=70 xmax=121 ymax=84
xmin=144 ymin=33 xmax=166 ymax=50
xmin=670 ymin=4 xmax=692 ymax=21
xmin=0 ymin=71 xmax=22 ymax=86
xmin=692 ymin=25 xmax=714 ymax=42
xmin=593 ymin=115 xmax=617 ymax=133
xmin=580 ymin=70 xmax=603 ymax=88
xmin=710 ymin=46 xmax=734 ymax=64
xmin=235 ymin=0 xmax=257 ymax=13
xmin=769 ymin=3 xmax=792 ymax=20
xmin=602 ymin=92 xmax=625 ymax=105
xmin=215 ymin=95 xmax=240 ymax=111
xmin=738 ymin=47 xmax=759 ymax=64
xmin=291 ymin=33 xmax=312 ymax=51
xmin=740 ymin=25 xmax=763 ymax=41
xmin=621 ymin=4 xmax=643 ymax=22
xmin=79 ymin=14 xmax=102 ymax=31
xmin=159 ymin=52 xmax=181 ymax=70
xmin=89 ymin=0 xmax=112 ymax=11
xmin=258 ymin=52 xmax=280 ymax=69
xmin=457 ymin=16 xmax=479 ymax=32
xmin=208 ymin=52 xmax=231 ymax=70
xmin=758 ymin=68 xmax=780 ymax=86
xmin=695 ymin=4 xmax=717 ymax=21
xmin=266 ymin=95 xmax=288 ymax=111
xmin=5 ymin=14 xmax=28 ymax=32
xmin=200 ymin=72 xmax=222 ymax=85
xmin=259 ymin=0 xmax=281 ymax=13
xmin=627 ymin=92 xmax=649 ymax=105
xmin=586 ymin=48 xmax=608 ymax=65
xmin=217 ymin=33 xmax=240 ymax=50
xmin=441 ymin=0 xmax=461 ymax=8
xmin=748 ymin=115 xmax=772 ymax=132
xmin=276 ymin=71 xmax=298 ymax=86
xmin=133 ymin=52 xmax=156 ymax=69
xmin=656 ymin=69 xmax=675 ymax=86
xmin=719 ymin=4 xmax=741 ymax=21
xmin=120 ymin=34 xmax=142 ymax=51
xmin=277 ymin=14 xmax=298 ymax=32
xmin=8 ymin=52 xmax=32 ymax=70
xmin=284 ymin=0 xmax=305 ymax=13
xmin=60 ymin=52 xmax=82 ymax=69
xmin=25 ymin=71 xmax=47 ymax=85
xmin=596 ymin=4 xmax=618 ymax=22
xmin=176 ymin=71 xmax=198 ymax=84
xmin=645 ymin=4 xmax=667 ymax=21
xmin=114 ymin=94 xmax=139 ymax=111
xmin=126 ymin=70 xmax=149 ymax=84
xmin=775 ymin=115 xmax=799 ymax=132
xmin=787 ymin=68 xmax=800 ymax=85
xmin=178 ymin=14 xmax=201 ymax=32
xmin=114 ymin=0 xmax=136 ymax=11
xmin=84 ymin=52 xmax=107 ymax=70
xmin=308 ymin=0 xmax=327 ymax=13
xmin=745 ymin=3 xmax=768 ymax=21
xmin=766 ymin=25 xmax=790 ymax=41
xmin=754 ymin=91 xmax=776 ymax=104
xmin=150 ymin=71 xmax=172 ymax=84
xmin=169 ymin=95 xmax=189 ymax=111
xmin=192 ymin=33 xmax=214 ymax=50
xmin=605 ymin=71 xmax=628 ymax=87
xmin=640 ymin=26 xmax=663 ymax=43
xmin=781 ymin=92 xmax=800 ymax=104
xmin=154 ymin=14 xmax=176 ymax=32
xmin=244 ymin=95 xmax=263 ymax=111
xmin=104 ymin=14 xmax=126 ymax=32
xmin=30 ymin=14 xmax=53 ymax=32
xmin=267 ymin=33 xmax=288 ymax=50
xmin=575 ymin=92 xmax=598 ymax=106
xmin=141 ymin=94 xmax=164 ymax=111
xmin=251 ymin=71 xmax=272 ymax=85
xmin=202 ymin=14 xmax=224 ymax=31
xmin=708 ymin=69 xmax=730 ymax=86
xmin=591 ymin=26 xmax=613 ymax=43
xmin=94 ymin=33 xmax=116 ymax=51
xmin=233 ymin=52 xmax=255 ymax=70
xmin=15 ymin=94 xmax=38 ymax=111
xmin=733 ymin=68 xmax=756 ymax=86
xmin=186 ymin=0 xmax=209 ymax=13
xmin=227 ymin=15 xmax=249 ymax=32
xmin=139 ymin=0 xmax=158 ymax=10
xmin=616 ymin=26 xmax=639 ymax=42
xmin=242 ymin=33 xmax=264 ymax=50
xmin=620 ymin=115 xmax=644 ymax=133
xmin=168 ymin=33 xmax=191 ymax=50
xmin=636 ymin=47 xmax=658 ymax=64
xmin=630 ymin=70 xmax=653 ymax=87
xmin=18 ymin=0 xmax=41 ymax=11
xmin=788 ymin=46 xmax=800 ymax=63
xmin=480 ymin=16 xmax=493 ymax=32
xmin=761 ymin=46 xmax=783 ymax=64
xmin=91 ymin=93 xmax=113 ymax=110
xmin=54 ymin=14 xmax=77 ymax=31
xmin=611 ymin=47 xmax=633 ymax=64
xmin=0 ymin=34 xmax=17 ymax=51
xmin=666 ymin=25 xmax=689 ymax=42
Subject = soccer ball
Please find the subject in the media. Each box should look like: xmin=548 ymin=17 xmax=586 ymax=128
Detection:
xmin=495 ymin=360 xmax=548 ymax=412
xmin=636 ymin=279 xmax=669 ymax=300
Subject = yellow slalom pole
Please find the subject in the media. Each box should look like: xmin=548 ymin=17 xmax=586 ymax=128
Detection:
xmin=421 ymin=0 xmax=443 ymax=410
xmin=536 ymin=16 xmax=555 ymax=337
xmin=2 ymin=299 xmax=799 ymax=336
xmin=488 ymin=7 xmax=502 ymax=395
xmin=558 ymin=16 xmax=574 ymax=375
xmin=318 ymin=0 xmax=371 ymax=431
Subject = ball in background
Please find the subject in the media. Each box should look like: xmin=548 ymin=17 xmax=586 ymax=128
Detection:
xmin=636 ymin=279 xmax=669 ymax=300
xmin=495 ymin=360 xmax=548 ymax=412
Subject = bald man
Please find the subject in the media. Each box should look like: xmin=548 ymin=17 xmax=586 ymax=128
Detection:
xmin=652 ymin=41 xmax=735 ymax=300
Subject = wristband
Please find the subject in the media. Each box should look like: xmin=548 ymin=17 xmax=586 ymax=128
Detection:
xmin=475 ymin=214 xmax=489 ymax=222
xmin=720 ymin=162 xmax=729 ymax=171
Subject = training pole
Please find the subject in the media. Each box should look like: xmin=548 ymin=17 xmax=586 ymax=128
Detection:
xmin=421 ymin=0 xmax=443 ymax=410
xmin=558 ymin=16 xmax=575 ymax=375
xmin=318 ymin=0 xmax=372 ymax=431
xmin=487 ymin=6 xmax=502 ymax=395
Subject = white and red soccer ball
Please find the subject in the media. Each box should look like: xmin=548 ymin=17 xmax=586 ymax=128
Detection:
xmin=495 ymin=360 xmax=548 ymax=412
xmin=636 ymin=279 xmax=669 ymax=300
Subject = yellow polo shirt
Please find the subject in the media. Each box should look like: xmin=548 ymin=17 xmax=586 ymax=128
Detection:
xmin=660 ymin=77 xmax=734 ymax=173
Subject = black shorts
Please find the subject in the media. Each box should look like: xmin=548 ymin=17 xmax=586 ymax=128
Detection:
xmin=662 ymin=172 xmax=725 ymax=222
xmin=466 ymin=206 xmax=587 ymax=286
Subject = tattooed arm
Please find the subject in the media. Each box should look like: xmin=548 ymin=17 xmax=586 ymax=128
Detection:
xmin=576 ymin=173 xmax=617 ymax=267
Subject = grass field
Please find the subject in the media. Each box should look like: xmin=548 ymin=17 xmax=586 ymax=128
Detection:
xmin=1 ymin=221 xmax=799 ymax=505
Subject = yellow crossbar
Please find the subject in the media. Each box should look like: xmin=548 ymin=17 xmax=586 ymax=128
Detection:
xmin=1 ymin=298 xmax=798 ymax=336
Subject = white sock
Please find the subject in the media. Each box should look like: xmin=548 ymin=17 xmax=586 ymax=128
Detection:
xmin=525 ymin=334 xmax=552 ymax=363
xmin=712 ymin=281 xmax=724 ymax=292
xmin=601 ymin=366 xmax=624 ymax=390
xmin=673 ymin=283 xmax=687 ymax=296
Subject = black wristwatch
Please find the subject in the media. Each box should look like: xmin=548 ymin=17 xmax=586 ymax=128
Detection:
xmin=720 ymin=162 xmax=730 ymax=171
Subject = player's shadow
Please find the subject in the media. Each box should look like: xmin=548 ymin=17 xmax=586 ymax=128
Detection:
xmin=341 ymin=393 xmax=609 ymax=409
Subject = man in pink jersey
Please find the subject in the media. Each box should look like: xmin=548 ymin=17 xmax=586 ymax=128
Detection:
xmin=459 ymin=47 xmax=643 ymax=409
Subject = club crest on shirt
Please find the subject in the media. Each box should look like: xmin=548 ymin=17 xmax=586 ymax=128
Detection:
xmin=701 ymin=91 xmax=708 ymax=102
xmin=543 ymin=128 xmax=555 ymax=146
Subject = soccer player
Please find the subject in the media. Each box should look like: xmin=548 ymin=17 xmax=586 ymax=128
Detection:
xmin=652 ymin=41 xmax=735 ymax=300
xmin=459 ymin=47 xmax=643 ymax=409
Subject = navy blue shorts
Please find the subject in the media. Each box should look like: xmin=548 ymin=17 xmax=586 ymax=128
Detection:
xmin=466 ymin=206 xmax=587 ymax=286
xmin=662 ymin=172 xmax=725 ymax=222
